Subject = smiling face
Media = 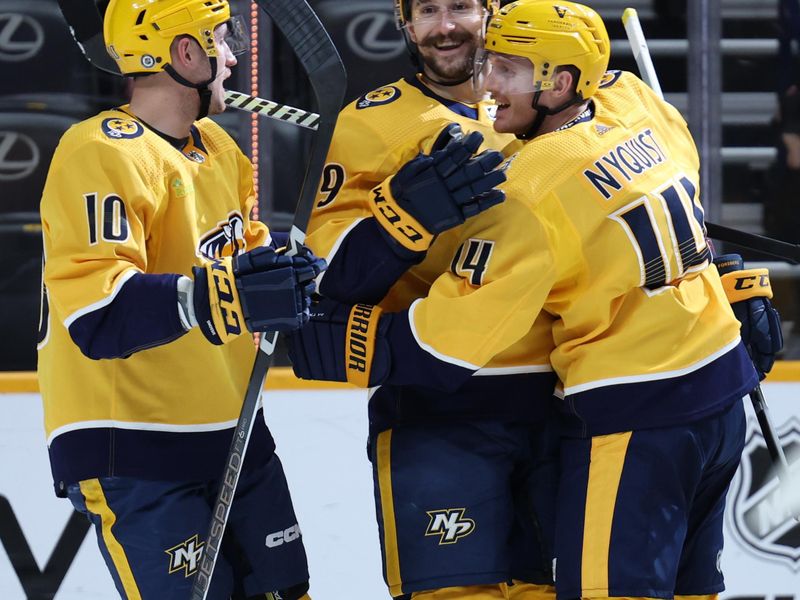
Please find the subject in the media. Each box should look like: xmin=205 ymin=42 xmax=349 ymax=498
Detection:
xmin=483 ymin=52 xmax=537 ymax=135
xmin=406 ymin=0 xmax=487 ymax=83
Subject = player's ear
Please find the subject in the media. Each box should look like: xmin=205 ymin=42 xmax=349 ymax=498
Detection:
xmin=553 ymin=69 xmax=575 ymax=100
xmin=406 ymin=22 xmax=418 ymax=44
xmin=170 ymin=35 xmax=200 ymax=70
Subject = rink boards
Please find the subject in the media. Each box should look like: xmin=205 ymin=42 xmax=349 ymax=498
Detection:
xmin=1 ymin=367 xmax=798 ymax=600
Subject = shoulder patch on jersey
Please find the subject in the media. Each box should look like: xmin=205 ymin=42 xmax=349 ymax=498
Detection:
xmin=101 ymin=117 xmax=144 ymax=140
xmin=198 ymin=212 xmax=246 ymax=259
xmin=598 ymin=70 xmax=623 ymax=89
xmin=356 ymin=86 xmax=401 ymax=109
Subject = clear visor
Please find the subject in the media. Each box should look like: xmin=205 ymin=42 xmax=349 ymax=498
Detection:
xmin=473 ymin=48 xmax=547 ymax=95
xmin=218 ymin=15 xmax=249 ymax=56
xmin=400 ymin=0 xmax=487 ymax=30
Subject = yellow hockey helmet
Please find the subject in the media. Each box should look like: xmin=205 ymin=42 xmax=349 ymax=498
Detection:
xmin=104 ymin=0 xmax=235 ymax=76
xmin=483 ymin=0 xmax=610 ymax=99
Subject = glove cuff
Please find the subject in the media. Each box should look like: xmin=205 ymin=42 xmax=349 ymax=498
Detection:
xmin=719 ymin=269 xmax=773 ymax=303
xmin=345 ymin=303 xmax=384 ymax=387
xmin=193 ymin=258 xmax=245 ymax=345
xmin=369 ymin=177 xmax=434 ymax=253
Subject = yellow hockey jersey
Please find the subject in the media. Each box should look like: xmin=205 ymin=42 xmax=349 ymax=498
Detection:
xmin=38 ymin=108 xmax=275 ymax=494
xmin=305 ymin=76 xmax=557 ymax=430
xmin=403 ymin=71 xmax=757 ymax=435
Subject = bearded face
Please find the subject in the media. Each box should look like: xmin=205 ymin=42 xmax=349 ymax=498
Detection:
xmin=406 ymin=0 xmax=487 ymax=84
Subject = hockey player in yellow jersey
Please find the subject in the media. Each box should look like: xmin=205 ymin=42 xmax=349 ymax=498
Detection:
xmin=38 ymin=1 xmax=325 ymax=598
xmin=290 ymin=1 xmax=783 ymax=599
xmin=295 ymin=1 xmax=560 ymax=598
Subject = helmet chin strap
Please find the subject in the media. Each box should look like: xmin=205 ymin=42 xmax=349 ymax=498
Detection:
xmin=164 ymin=56 xmax=219 ymax=120
xmin=517 ymin=91 xmax=582 ymax=140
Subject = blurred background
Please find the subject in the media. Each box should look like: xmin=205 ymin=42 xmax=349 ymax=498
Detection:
xmin=0 ymin=0 xmax=798 ymax=371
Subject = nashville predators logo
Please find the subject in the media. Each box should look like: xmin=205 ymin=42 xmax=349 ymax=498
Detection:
xmin=198 ymin=212 xmax=246 ymax=259
xmin=598 ymin=70 xmax=623 ymax=89
xmin=165 ymin=534 xmax=204 ymax=577
xmin=101 ymin=117 xmax=144 ymax=140
xmin=183 ymin=149 xmax=206 ymax=163
xmin=425 ymin=508 xmax=476 ymax=544
xmin=357 ymin=86 xmax=401 ymax=109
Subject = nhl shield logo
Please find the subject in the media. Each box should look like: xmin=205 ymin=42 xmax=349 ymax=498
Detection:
xmin=728 ymin=417 xmax=800 ymax=571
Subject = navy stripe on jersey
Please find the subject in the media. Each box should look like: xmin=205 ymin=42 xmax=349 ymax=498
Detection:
xmin=369 ymin=371 xmax=557 ymax=435
xmin=558 ymin=341 xmax=757 ymax=437
xmin=403 ymin=75 xmax=480 ymax=120
xmin=48 ymin=411 xmax=276 ymax=497
xmin=189 ymin=125 xmax=207 ymax=154
xmin=68 ymin=273 xmax=186 ymax=360
xmin=320 ymin=218 xmax=424 ymax=305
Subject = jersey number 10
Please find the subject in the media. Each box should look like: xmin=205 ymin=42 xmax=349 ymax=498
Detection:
xmin=85 ymin=193 xmax=130 ymax=244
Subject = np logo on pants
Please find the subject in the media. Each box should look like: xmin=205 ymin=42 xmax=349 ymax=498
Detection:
xmin=425 ymin=508 xmax=475 ymax=545
xmin=165 ymin=534 xmax=204 ymax=577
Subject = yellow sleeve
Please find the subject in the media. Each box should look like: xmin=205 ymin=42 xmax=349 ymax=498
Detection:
xmin=235 ymin=148 xmax=270 ymax=248
xmin=409 ymin=192 xmax=561 ymax=368
xmin=305 ymin=108 xmax=423 ymax=259
xmin=41 ymin=139 xmax=156 ymax=324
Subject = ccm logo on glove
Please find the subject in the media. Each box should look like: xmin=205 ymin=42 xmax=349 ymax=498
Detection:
xmin=370 ymin=185 xmax=431 ymax=249
xmin=719 ymin=268 xmax=772 ymax=303
xmin=209 ymin=258 xmax=243 ymax=338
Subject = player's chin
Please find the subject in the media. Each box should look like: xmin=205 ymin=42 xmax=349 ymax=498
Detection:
xmin=211 ymin=101 xmax=227 ymax=116
xmin=492 ymin=106 xmax=514 ymax=133
xmin=209 ymin=92 xmax=227 ymax=115
xmin=492 ymin=118 xmax=514 ymax=134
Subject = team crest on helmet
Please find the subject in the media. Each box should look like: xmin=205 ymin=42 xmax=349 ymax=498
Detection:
xmin=357 ymin=86 xmax=401 ymax=109
xmin=728 ymin=417 xmax=800 ymax=571
xmin=198 ymin=212 xmax=246 ymax=259
xmin=102 ymin=118 xmax=144 ymax=140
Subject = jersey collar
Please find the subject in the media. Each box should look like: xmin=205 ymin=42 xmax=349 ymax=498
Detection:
xmin=404 ymin=75 xmax=480 ymax=120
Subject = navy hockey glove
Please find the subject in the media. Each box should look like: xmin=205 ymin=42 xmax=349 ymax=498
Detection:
xmin=286 ymin=298 xmax=391 ymax=387
xmin=370 ymin=124 xmax=507 ymax=253
xmin=192 ymin=245 xmax=327 ymax=345
xmin=714 ymin=253 xmax=783 ymax=379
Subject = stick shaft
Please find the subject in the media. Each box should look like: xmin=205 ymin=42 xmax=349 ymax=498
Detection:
xmin=224 ymin=90 xmax=320 ymax=130
xmin=622 ymin=8 xmax=664 ymax=99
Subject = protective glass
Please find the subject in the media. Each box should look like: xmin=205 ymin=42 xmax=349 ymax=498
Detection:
xmin=219 ymin=15 xmax=249 ymax=56
xmin=404 ymin=0 xmax=487 ymax=31
xmin=473 ymin=48 xmax=543 ymax=95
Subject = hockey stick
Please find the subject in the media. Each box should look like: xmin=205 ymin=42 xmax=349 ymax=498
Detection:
xmin=190 ymin=2 xmax=345 ymax=598
xmin=623 ymin=8 xmax=798 ymax=508
xmin=56 ymin=0 xmax=322 ymax=130
xmin=705 ymin=222 xmax=800 ymax=264
xmin=223 ymin=90 xmax=320 ymax=130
